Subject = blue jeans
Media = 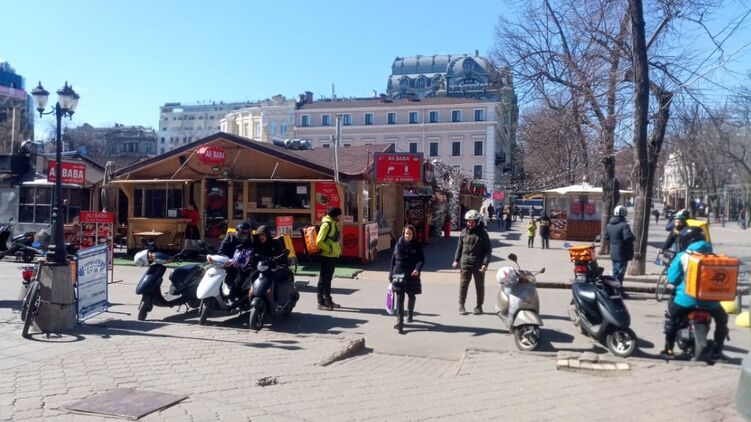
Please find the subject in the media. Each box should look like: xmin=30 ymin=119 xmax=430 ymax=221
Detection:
xmin=612 ymin=260 xmax=627 ymax=283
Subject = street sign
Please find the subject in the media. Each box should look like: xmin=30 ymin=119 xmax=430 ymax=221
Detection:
xmin=374 ymin=153 xmax=423 ymax=183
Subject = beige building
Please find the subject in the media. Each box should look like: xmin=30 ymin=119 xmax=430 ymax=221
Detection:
xmin=293 ymin=96 xmax=511 ymax=185
xmin=219 ymin=95 xmax=296 ymax=143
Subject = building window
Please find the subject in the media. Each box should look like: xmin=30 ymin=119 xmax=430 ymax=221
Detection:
xmin=387 ymin=112 xmax=397 ymax=124
xmin=280 ymin=123 xmax=288 ymax=136
xmin=342 ymin=114 xmax=352 ymax=126
xmin=416 ymin=77 xmax=426 ymax=88
xmin=254 ymin=123 xmax=261 ymax=137
xmin=399 ymin=78 xmax=409 ymax=88
xmin=474 ymin=140 xmax=484 ymax=156
xmin=474 ymin=109 xmax=485 ymax=121
xmin=429 ymin=111 xmax=439 ymax=123
xmin=452 ymin=141 xmax=461 ymax=156
xmin=364 ymin=113 xmax=374 ymax=125
xmin=429 ymin=142 xmax=439 ymax=157
xmin=243 ymin=123 xmax=249 ymax=137
xmin=270 ymin=122 xmax=277 ymax=136
xmin=409 ymin=142 xmax=418 ymax=153
xmin=463 ymin=59 xmax=475 ymax=71
xmin=135 ymin=188 xmax=183 ymax=218
xmin=343 ymin=143 xmax=352 ymax=148
xmin=409 ymin=112 xmax=419 ymax=124
xmin=322 ymin=114 xmax=331 ymax=126
xmin=474 ymin=165 xmax=483 ymax=179
xmin=451 ymin=110 xmax=462 ymax=122
xmin=19 ymin=187 xmax=88 ymax=224
xmin=160 ymin=137 xmax=165 ymax=143
xmin=321 ymin=143 xmax=331 ymax=148
xmin=301 ymin=115 xmax=310 ymax=127
xmin=161 ymin=147 xmax=165 ymax=153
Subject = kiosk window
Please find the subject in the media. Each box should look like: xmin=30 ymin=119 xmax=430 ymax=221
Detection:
xmin=254 ymin=182 xmax=310 ymax=209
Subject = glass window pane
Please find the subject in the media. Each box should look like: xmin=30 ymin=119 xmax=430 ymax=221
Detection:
xmin=19 ymin=205 xmax=34 ymax=222
xmin=135 ymin=189 xmax=144 ymax=217
xmin=233 ymin=184 xmax=244 ymax=219
xmin=19 ymin=187 xmax=33 ymax=204
xmin=68 ymin=188 xmax=82 ymax=207
xmin=36 ymin=187 xmax=52 ymax=205
xmin=35 ymin=205 xmax=51 ymax=223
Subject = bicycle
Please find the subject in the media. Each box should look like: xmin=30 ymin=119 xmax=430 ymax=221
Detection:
xmin=19 ymin=262 xmax=43 ymax=338
xmin=654 ymin=249 xmax=675 ymax=302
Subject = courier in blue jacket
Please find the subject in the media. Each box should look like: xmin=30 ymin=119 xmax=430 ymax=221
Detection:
xmin=662 ymin=227 xmax=728 ymax=360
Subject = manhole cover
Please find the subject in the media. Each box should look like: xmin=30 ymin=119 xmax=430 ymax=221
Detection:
xmin=63 ymin=388 xmax=187 ymax=420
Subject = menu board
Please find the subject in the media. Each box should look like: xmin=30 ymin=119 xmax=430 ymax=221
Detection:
xmin=314 ymin=181 xmax=341 ymax=223
xmin=79 ymin=211 xmax=115 ymax=270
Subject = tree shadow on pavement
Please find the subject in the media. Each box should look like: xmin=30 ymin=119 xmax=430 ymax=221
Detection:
xmin=398 ymin=319 xmax=500 ymax=337
xmin=258 ymin=312 xmax=369 ymax=336
xmin=245 ymin=340 xmax=303 ymax=351
xmin=296 ymin=285 xmax=359 ymax=296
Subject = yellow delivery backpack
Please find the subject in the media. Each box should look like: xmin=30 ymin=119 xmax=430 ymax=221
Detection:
xmin=684 ymin=252 xmax=739 ymax=302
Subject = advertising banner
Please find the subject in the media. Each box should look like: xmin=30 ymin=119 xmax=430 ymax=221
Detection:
xmin=48 ymin=161 xmax=86 ymax=185
xmin=314 ymin=181 xmax=341 ymax=222
xmin=76 ymin=244 xmax=109 ymax=320
xmin=80 ymin=211 xmax=115 ymax=270
xmin=275 ymin=215 xmax=294 ymax=236
xmin=197 ymin=146 xmax=226 ymax=165
xmin=374 ymin=153 xmax=423 ymax=183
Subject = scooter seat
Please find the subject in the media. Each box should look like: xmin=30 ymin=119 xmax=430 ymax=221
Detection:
xmin=170 ymin=264 xmax=203 ymax=285
xmin=573 ymin=282 xmax=597 ymax=303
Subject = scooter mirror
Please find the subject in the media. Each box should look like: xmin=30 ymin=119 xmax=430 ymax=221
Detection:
xmin=539 ymin=268 xmax=545 ymax=274
xmin=508 ymin=253 xmax=518 ymax=263
xmin=8 ymin=217 xmax=13 ymax=223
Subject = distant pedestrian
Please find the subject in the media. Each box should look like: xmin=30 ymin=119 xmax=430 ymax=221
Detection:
xmin=603 ymin=205 xmax=634 ymax=295
xmin=652 ymin=209 xmax=660 ymax=224
xmin=537 ymin=212 xmax=551 ymax=249
xmin=519 ymin=207 xmax=524 ymax=222
xmin=740 ymin=208 xmax=747 ymax=230
xmin=452 ymin=210 xmax=491 ymax=315
xmin=389 ymin=224 xmax=424 ymax=334
xmin=504 ymin=208 xmax=512 ymax=231
xmin=527 ymin=220 xmax=537 ymax=248
xmin=487 ymin=204 xmax=495 ymax=223
xmin=316 ymin=207 xmax=343 ymax=310
xmin=496 ymin=206 xmax=502 ymax=229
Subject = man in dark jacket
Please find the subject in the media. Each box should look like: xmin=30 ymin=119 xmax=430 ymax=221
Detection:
xmin=452 ymin=209 xmax=492 ymax=315
xmin=218 ymin=222 xmax=253 ymax=298
xmin=603 ymin=205 xmax=634 ymax=289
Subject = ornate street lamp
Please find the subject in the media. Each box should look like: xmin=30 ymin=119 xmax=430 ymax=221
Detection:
xmin=31 ymin=81 xmax=80 ymax=265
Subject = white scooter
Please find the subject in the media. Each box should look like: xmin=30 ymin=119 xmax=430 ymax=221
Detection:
xmin=495 ymin=253 xmax=545 ymax=351
xmin=195 ymin=248 xmax=254 ymax=325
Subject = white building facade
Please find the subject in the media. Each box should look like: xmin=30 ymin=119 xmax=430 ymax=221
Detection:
xmin=219 ymin=95 xmax=296 ymax=144
xmin=158 ymin=101 xmax=255 ymax=153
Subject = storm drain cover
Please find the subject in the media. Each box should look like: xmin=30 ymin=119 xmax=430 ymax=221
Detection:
xmin=63 ymin=388 xmax=187 ymax=420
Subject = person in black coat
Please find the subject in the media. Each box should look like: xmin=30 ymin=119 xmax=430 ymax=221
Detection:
xmin=603 ymin=205 xmax=635 ymax=287
xmin=536 ymin=212 xmax=551 ymax=249
xmin=389 ymin=224 xmax=424 ymax=333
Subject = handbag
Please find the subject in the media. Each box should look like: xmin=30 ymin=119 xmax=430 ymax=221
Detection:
xmin=386 ymin=283 xmax=395 ymax=315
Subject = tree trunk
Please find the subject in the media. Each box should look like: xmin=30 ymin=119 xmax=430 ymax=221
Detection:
xmin=627 ymin=0 xmax=651 ymax=275
xmin=599 ymin=156 xmax=620 ymax=255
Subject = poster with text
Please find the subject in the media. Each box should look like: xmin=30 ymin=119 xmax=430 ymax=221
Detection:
xmin=80 ymin=211 xmax=115 ymax=270
xmin=76 ymin=244 xmax=109 ymax=320
xmin=275 ymin=215 xmax=294 ymax=236
xmin=314 ymin=181 xmax=341 ymax=223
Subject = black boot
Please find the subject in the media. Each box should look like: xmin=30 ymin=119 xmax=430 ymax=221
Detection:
xmin=394 ymin=317 xmax=404 ymax=333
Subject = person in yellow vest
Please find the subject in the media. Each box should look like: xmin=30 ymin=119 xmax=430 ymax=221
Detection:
xmin=661 ymin=227 xmax=729 ymax=361
xmin=316 ymin=207 xmax=342 ymax=310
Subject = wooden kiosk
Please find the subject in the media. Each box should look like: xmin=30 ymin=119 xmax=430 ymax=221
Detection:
xmin=113 ymin=133 xmax=402 ymax=263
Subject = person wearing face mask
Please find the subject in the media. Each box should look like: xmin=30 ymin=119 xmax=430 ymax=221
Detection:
xmin=452 ymin=210 xmax=492 ymax=315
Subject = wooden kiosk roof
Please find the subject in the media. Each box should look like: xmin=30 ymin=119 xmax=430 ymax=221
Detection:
xmin=115 ymin=132 xmax=395 ymax=181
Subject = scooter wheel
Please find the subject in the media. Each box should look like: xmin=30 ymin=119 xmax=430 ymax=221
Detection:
xmin=249 ymin=306 xmax=263 ymax=331
xmin=514 ymin=325 xmax=541 ymax=351
xmin=137 ymin=296 xmax=153 ymax=321
xmin=606 ymin=328 xmax=637 ymax=358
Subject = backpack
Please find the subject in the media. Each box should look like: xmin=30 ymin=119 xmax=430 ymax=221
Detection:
xmin=685 ymin=252 xmax=739 ymax=301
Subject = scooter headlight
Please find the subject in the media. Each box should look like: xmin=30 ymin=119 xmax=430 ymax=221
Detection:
xmin=257 ymin=261 xmax=269 ymax=272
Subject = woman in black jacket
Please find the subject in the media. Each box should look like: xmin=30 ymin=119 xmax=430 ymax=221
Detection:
xmin=389 ymin=224 xmax=424 ymax=333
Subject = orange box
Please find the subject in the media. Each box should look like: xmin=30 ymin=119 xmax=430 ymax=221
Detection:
xmin=685 ymin=253 xmax=739 ymax=301
xmin=568 ymin=245 xmax=595 ymax=263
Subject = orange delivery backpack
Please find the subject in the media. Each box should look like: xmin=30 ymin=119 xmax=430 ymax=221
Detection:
xmin=684 ymin=252 xmax=739 ymax=302
xmin=302 ymin=226 xmax=320 ymax=255
xmin=568 ymin=245 xmax=596 ymax=263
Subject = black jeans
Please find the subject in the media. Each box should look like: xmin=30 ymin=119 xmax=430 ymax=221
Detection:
xmin=540 ymin=234 xmax=550 ymax=249
xmin=664 ymin=300 xmax=729 ymax=352
xmin=317 ymin=256 xmax=338 ymax=304
xmin=527 ymin=236 xmax=534 ymax=248
xmin=395 ymin=287 xmax=416 ymax=321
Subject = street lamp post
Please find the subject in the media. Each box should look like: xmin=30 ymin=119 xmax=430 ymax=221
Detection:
xmin=31 ymin=81 xmax=79 ymax=265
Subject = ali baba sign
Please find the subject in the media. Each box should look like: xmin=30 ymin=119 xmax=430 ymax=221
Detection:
xmin=48 ymin=161 xmax=86 ymax=185
xmin=197 ymin=145 xmax=226 ymax=165
xmin=374 ymin=153 xmax=423 ymax=183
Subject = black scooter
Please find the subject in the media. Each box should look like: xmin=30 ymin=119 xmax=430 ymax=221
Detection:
xmin=0 ymin=218 xmax=41 ymax=263
xmin=568 ymin=261 xmax=638 ymax=357
xmin=673 ymin=307 xmax=715 ymax=361
xmin=248 ymin=252 xmax=300 ymax=331
xmin=134 ymin=244 xmax=204 ymax=321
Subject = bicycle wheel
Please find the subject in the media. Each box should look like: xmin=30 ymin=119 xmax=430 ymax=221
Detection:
xmin=21 ymin=280 xmax=41 ymax=339
xmin=655 ymin=267 xmax=668 ymax=302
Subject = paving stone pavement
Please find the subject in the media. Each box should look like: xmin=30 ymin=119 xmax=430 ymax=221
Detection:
xmin=0 ymin=315 xmax=746 ymax=422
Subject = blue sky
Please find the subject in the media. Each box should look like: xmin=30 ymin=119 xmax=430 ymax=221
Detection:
xmin=2 ymin=0 xmax=750 ymax=136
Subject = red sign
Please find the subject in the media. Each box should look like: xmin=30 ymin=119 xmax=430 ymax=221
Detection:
xmin=374 ymin=153 xmax=423 ymax=183
xmin=48 ymin=161 xmax=86 ymax=185
xmin=197 ymin=146 xmax=226 ymax=165
xmin=80 ymin=212 xmax=115 ymax=224
xmin=275 ymin=216 xmax=294 ymax=236
xmin=314 ymin=181 xmax=341 ymax=222
xmin=492 ymin=191 xmax=505 ymax=201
